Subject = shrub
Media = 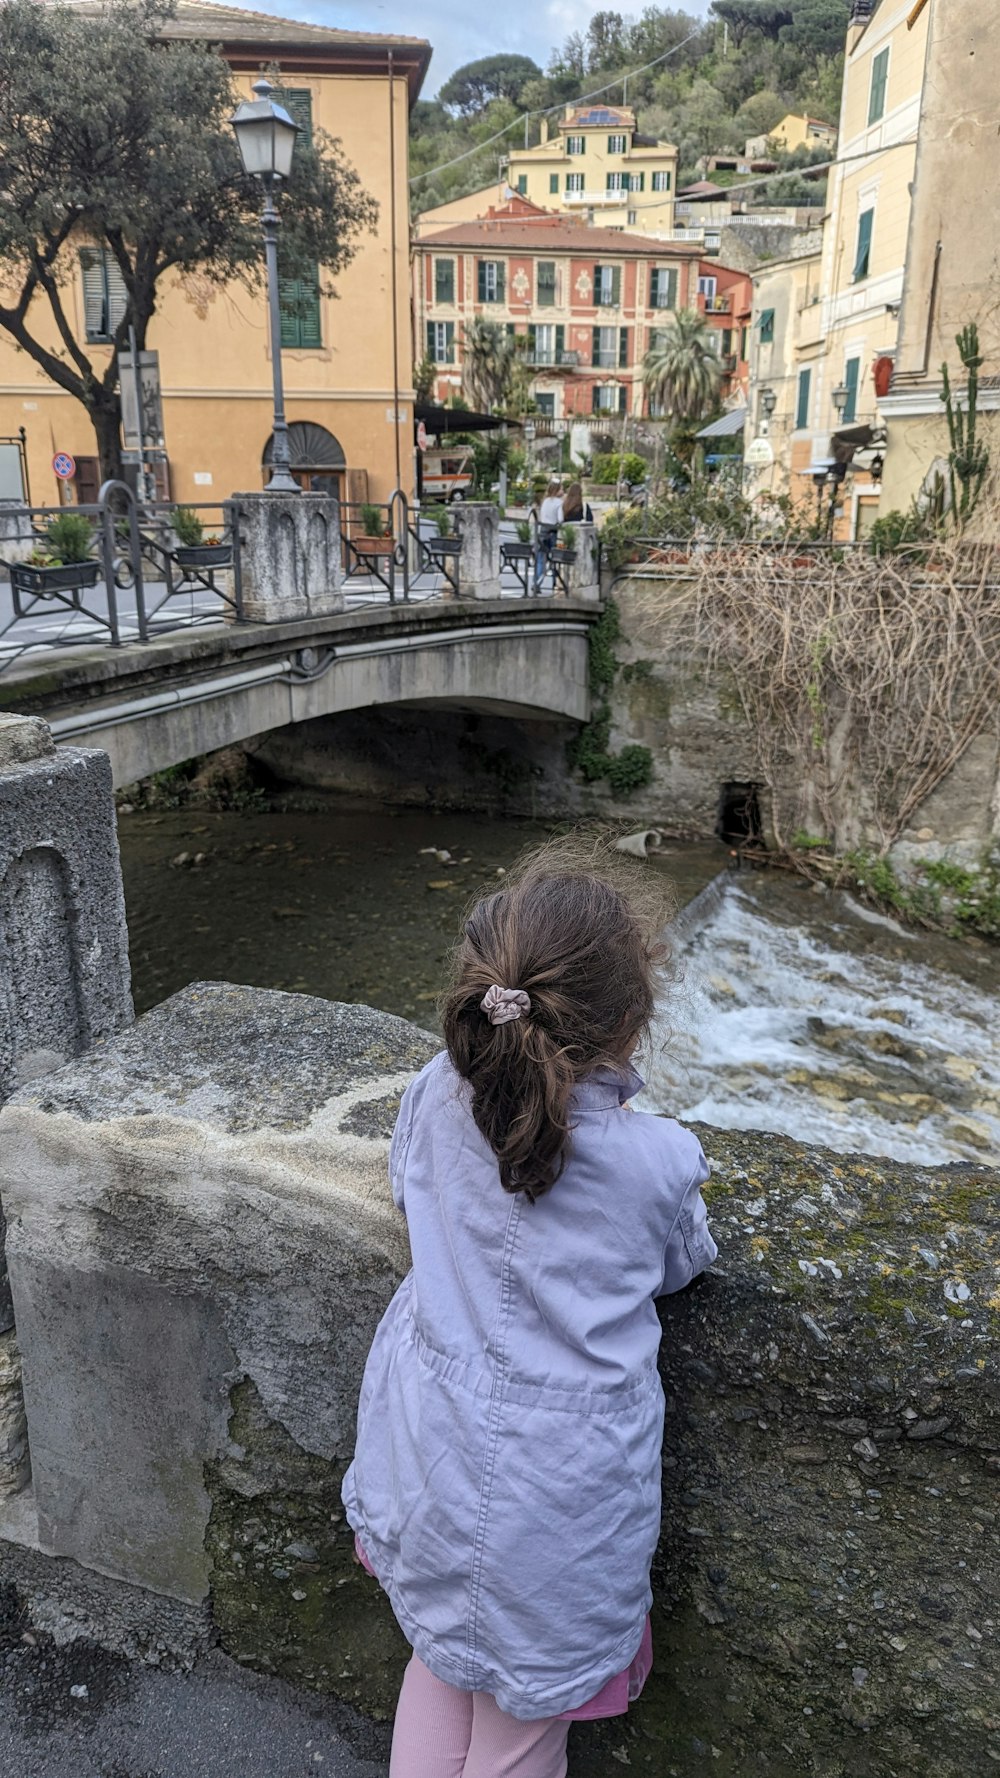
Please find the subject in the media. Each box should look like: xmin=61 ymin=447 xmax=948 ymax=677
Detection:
xmin=559 ymin=523 xmax=576 ymax=551
xmin=590 ymin=451 xmax=647 ymax=487
xmin=515 ymin=520 xmax=532 ymax=544
xmin=171 ymin=506 xmax=204 ymax=547
xmin=359 ymin=502 xmax=387 ymax=537
xmin=44 ymin=510 xmax=95 ymax=563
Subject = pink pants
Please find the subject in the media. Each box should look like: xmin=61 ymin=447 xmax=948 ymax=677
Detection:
xmin=389 ymin=1653 xmax=569 ymax=1778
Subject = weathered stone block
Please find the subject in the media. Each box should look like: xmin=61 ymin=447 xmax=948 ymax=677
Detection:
xmin=560 ymin=522 xmax=600 ymax=603
xmin=0 ymin=987 xmax=996 ymax=1777
xmin=235 ymin=491 xmax=344 ymax=622
xmin=455 ymin=502 xmax=501 ymax=601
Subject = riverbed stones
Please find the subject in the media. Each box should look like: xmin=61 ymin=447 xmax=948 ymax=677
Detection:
xmin=0 ymin=988 xmax=996 ymax=1777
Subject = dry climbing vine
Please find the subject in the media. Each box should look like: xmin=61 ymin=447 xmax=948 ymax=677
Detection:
xmin=636 ymin=540 xmax=1000 ymax=852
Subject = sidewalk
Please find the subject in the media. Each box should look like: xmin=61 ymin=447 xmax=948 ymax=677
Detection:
xmin=0 ymin=1588 xmax=388 ymax=1778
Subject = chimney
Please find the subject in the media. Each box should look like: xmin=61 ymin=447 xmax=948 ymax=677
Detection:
xmin=540 ymin=118 xmax=548 ymax=145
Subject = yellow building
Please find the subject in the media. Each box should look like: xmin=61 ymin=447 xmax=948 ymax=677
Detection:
xmin=878 ymin=0 xmax=999 ymax=515
xmin=0 ymin=1 xmax=429 ymax=508
xmin=744 ymin=233 xmax=824 ymax=512
xmin=744 ymin=112 xmax=837 ymax=159
xmin=503 ymin=105 xmax=678 ymax=236
xmin=813 ymin=0 xmax=930 ymax=535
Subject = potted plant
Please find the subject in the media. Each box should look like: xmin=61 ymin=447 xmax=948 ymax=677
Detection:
xmin=424 ymin=502 xmax=462 ymax=563
xmin=552 ymin=523 xmax=578 ymax=564
xmin=502 ymin=518 xmax=534 ymax=565
xmin=354 ymin=501 xmax=394 ymax=555
xmin=172 ymin=505 xmax=233 ymax=570
xmin=8 ymin=511 xmax=100 ymax=600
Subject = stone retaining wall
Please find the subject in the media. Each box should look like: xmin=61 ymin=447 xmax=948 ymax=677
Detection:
xmin=0 ymin=984 xmax=996 ymax=1776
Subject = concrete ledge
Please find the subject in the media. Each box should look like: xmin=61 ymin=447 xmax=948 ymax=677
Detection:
xmin=0 ymin=987 xmax=996 ymax=1774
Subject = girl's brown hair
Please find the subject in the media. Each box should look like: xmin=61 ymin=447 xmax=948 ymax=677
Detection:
xmin=441 ymin=836 xmax=670 ymax=1201
xmin=561 ymin=482 xmax=584 ymax=521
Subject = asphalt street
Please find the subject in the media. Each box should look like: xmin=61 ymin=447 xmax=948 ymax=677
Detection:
xmin=0 ymin=1589 xmax=389 ymax=1778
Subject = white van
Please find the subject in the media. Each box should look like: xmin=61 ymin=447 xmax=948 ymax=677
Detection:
xmin=422 ymin=447 xmax=474 ymax=503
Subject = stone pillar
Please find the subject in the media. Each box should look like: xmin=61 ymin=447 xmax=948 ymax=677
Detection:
xmin=0 ymin=501 xmax=34 ymax=570
xmin=456 ymin=503 xmax=501 ymax=601
xmin=562 ymin=522 xmax=600 ymax=602
xmin=0 ymin=713 xmax=134 ymax=1500
xmin=234 ymin=491 xmax=344 ymax=622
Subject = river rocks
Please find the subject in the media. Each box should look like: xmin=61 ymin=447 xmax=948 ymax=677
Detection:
xmin=0 ymin=989 xmax=997 ymax=1777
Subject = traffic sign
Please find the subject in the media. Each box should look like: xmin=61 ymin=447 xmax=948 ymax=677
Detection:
xmin=52 ymin=452 xmax=76 ymax=480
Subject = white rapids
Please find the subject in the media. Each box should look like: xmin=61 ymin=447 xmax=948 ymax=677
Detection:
xmin=642 ymin=874 xmax=1000 ymax=1166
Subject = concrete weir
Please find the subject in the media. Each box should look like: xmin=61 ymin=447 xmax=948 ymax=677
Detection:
xmin=0 ymin=981 xmax=996 ymax=1776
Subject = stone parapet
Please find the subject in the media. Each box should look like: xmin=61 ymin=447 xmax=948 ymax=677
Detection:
xmin=234 ymin=491 xmax=343 ymax=622
xmin=0 ymin=986 xmax=996 ymax=1773
xmin=455 ymin=503 xmax=501 ymax=601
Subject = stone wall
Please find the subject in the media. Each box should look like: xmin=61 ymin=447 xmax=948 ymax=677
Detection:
xmin=0 ymin=984 xmax=996 ymax=1776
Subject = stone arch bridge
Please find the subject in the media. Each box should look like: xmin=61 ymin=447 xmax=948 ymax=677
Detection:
xmin=1 ymin=600 xmax=597 ymax=788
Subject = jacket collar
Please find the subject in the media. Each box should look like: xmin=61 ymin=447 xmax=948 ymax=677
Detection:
xmin=573 ymin=1063 xmax=645 ymax=1112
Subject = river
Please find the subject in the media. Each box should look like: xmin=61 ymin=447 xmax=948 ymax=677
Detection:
xmin=118 ymin=805 xmax=1000 ymax=1168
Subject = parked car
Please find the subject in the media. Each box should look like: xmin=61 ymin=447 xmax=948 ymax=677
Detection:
xmin=422 ymin=448 xmax=474 ymax=503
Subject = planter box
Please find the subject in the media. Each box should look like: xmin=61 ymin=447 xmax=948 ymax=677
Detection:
xmin=9 ymin=559 xmax=100 ymax=599
xmin=173 ymin=544 xmax=234 ymax=570
xmin=425 ymin=536 xmax=462 ymax=557
xmin=551 ymin=547 xmax=578 ymax=565
xmin=352 ymin=535 xmax=394 ymax=556
xmin=501 ymin=542 xmax=534 ymax=562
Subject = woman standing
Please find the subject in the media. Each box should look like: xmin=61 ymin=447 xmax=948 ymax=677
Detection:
xmin=533 ymin=481 xmax=563 ymax=593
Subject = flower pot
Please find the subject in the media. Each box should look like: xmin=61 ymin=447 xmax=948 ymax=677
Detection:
xmin=551 ymin=547 xmax=578 ymax=565
xmin=173 ymin=543 xmax=234 ymax=570
xmin=502 ymin=542 xmax=534 ymax=562
xmin=425 ymin=536 xmax=462 ymax=557
xmin=353 ymin=534 xmax=394 ymax=556
xmin=9 ymin=559 xmax=100 ymax=599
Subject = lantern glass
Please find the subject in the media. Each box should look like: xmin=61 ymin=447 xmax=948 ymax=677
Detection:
xmin=231 ymin=80 xmax=299 ymax=181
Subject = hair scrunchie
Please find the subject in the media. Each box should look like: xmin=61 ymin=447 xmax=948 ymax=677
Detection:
xmin=480 ymin=984 xmax=531 ymax=1026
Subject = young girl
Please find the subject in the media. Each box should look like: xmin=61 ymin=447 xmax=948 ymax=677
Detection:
xmin=343 ymin=842 xmax=716 ymax=1776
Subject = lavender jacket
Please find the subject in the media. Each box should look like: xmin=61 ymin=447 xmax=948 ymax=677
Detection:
xmin=342 ymin=1050 xmax=716 ymax=1720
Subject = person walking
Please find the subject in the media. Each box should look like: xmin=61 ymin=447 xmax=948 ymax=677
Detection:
xmin=533 ymin=481 xmax=563 ymax=593
xmin=344 ymin=838 xmax=717 ymax=1777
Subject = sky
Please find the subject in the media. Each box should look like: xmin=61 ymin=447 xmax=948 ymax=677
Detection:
xmin=247 ymin=0 xmax=714 ymax=95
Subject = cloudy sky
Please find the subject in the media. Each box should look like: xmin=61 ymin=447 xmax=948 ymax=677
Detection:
xmin=255 ymin=0 xmax=713 ymax=94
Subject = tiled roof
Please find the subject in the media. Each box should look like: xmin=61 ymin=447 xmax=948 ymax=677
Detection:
xmin=59 ymin=0 xmax=429 ymax=51
xmin=417 ymin=219 xmax=698 ymax=257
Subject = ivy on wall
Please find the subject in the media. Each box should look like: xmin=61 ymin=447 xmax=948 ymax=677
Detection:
xmin=567 ymin=601 xmax=654 ymax=798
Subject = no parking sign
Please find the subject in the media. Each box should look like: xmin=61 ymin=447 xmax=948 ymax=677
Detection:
xmin=52 ymin=451 xmax=76 ymax=480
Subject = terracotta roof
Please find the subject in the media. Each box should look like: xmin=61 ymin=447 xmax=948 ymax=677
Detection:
xmin=417 ymin=219 xmax=699 ymax=257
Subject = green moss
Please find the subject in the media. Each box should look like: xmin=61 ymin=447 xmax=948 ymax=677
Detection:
xmin=567 ymin=600 xmax=654 ymax=800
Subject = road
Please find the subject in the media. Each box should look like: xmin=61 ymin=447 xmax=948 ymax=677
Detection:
xmin=0 ymin=1589 xmax=388 ymax=1778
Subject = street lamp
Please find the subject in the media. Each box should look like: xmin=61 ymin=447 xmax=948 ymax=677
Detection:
xmin=831 ymin=383 xmax=850 ymax=422
xmin=231 ymin=78 xmax=301 ymax=494
xmin=524 ymin=417 xmax=536 ymax=477
xmin=759 ymin=386 xmax=777 ymax=421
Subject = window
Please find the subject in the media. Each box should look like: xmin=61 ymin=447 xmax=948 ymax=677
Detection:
xmin=536 ymin=261 xmax=556 ymax=306
xmin=593 ymin=264 xmax=621 ymax=306
xmin=759 ymin=307 xmax=775 ymax=343
xmin=549 ymin=173 xmax=559 ymax=194
xmin=534 ymin=392 xmax=555 ymax=416
xmin=607 ymin=133 xmax=627 ymax=154
xmin=868 ymin=47 xmax=889 ymax=124
xmin=426 ymin=320 xmax=455 ymax=364
xmin=627 ymin=211 xmax=637 ymax=226
xmin=697 ymin=275 xmax=717 ymax=301
xmin=652 ymin=169 xmax=671 ymax=192
xmin=795 ymin=367 xmax=812 ymax=430
xmin=530 ymin=323 xmax=566 ymax=365
xmin=853 ymin=208 xmax=874 ymax=282
xmin=593 ymin=384 xmax=627 ymax=412
xmin=650 ymin=267 xmax=678 ymax=309
xmin=591 ymin=325 xmax=627 ymax=368
xmin=740 ymin=324 xmax=749 ymax=359
xmin=434 ymin=258 xmax=454 ymax=305
xmin=606 ymin=171 xmax=629 ymax=192
xmin=566 ymin=134 xmax=585 ymax=155
xmin=566 ymin=172 xmax=585 ymax=193
xmin=477 ymin=259 xmax=505 ymax=303
xmin=517 ymin=174 xmax=528 ymax=196
xmin=273 ymin=91 xmax=321 ymax=348
xmin=80 ymin=247 xmax=127 ymax=343
xmin=279 ymin=270 xmax=322 ymax=348
xmin=721 ymin=329 xmax=733 ymax=356
xmin=843 ymin=357 xmax=860 ymax=424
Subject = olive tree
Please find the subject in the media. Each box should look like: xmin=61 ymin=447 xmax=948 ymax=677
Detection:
xmin=0 ymin=0 xmax=377 ymax=479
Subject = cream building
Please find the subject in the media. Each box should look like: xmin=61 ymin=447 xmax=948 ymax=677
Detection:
xmin=745 ymin=112 xmax=837 ymax=159
xmin=879 ymin=0 xmax=999 ymax=515
xmin=0 ymin=2 xmax=429 ymax=507
xmin=744 ymin=233 xmax=824 ymax=512
xmin=503 ymin=105 xmax=678 ymax=236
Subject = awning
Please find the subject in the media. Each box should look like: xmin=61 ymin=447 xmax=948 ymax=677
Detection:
xmin=415 ymin=404 xmax=515 ymax=436
xmin=695 ymin=408 xmax=747 ymax=440
xmin=831 ymin=423 xmax=885 ymax=465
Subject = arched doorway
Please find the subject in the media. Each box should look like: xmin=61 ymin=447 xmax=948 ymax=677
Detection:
xmin=262 ymin=422 xmax=345 ymax=496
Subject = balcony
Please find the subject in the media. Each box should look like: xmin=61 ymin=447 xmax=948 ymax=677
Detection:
xmin=591 ymin=351 xmax=623 ymax=369
xmin=562 ymin=189 xmax=625 ymax=206
xmin=524 ymin=348 xmax=581 ymax=369
xmin=704 ymin=295 xmax=731 ymax=314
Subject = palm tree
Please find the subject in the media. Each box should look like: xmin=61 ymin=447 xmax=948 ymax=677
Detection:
xmin=462 ymin=317 xmax=515 ymax=414
xmin=642 ymin=309 xmax=724 ymax=422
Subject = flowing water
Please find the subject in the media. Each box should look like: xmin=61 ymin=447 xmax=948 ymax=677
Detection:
xmin=118 ymin=805 xmax=1000 ymax=1168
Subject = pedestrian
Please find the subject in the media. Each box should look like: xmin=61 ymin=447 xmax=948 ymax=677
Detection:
xmin=344 ymin=837 xmax=717 ymax=1778
xmin=533 ymin=480 xmax=563 ymax=592
xmin=561 ymin=481 xmax=593 ymax=524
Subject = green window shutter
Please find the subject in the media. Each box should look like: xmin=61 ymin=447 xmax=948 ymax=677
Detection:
xmin=618 ymin=386 xmax=627 ymax=413
xmin=549 ymin=173 xmax=558 ymax=194
xmin=760 ymin=307 xmax=775 ymax=343
xmin=843 ymin=358 xmax=860 ymax=423
xmin=593 ymin=264 xmax=603 ymax=301
xmin=667 ymin=268 xmax=678 ymax=308
xmin=637 ymin=172 xmax=645 ymax=192
xmin=555 ymin=324 xmax=564 ymax=361
xmin=868 ymin=48 xmax=889 ymax=124
xmin=477 ymin=261 xmax=487 ymax=301
xmin=537 ymin=261 xmax=555 ymax=305
xmin=611 ymin=267 xmax=621 ymax=306
xmin=592 ymin=325 xmax=600 ymax=363
xmin=853 ymin=209 xmax=873 ymax=282
xmin=278 ymin=275 xmax=300 ymax=347
xmin=444 ymin=322 xmax=455 ymax=362
xmin=80 ymin=248 xmax=106 ymax=341
xmin=721 ymin=328 xmax=733 ymax=356
xmin=650 ymin=268 xmax=659 ymax=306
xmin=606 ymin=173 xmax=615 ymax=192
xmin=796 ymin=367 xmax=812 ymax=430
xmin=619 ymin=327 xmax=628 ymax=368
xmin=527 ymin=324 xmax=536 ymax=352
xmin=279 ymin=271 xmax=321 ymax=348
xmin=274 ymin=88 xmax=313 ymax=151
xmin=497 ymin=262 xmax=505 ymax=300
xmin=435 ymin=259 xmax=454 ymax=304
xmin=517 ymin=174 xmax=527 ymax=195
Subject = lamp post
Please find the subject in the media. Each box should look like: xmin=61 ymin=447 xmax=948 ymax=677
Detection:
xmin=831 ymin=383 xmax=850 ymax=424
xmin=231 ymin=79 xmax=301 ymax=494
xmin=759 ymin=385 xmax=777 ymax=431
xmin=524 ymin=417 xmax=536 ymax=480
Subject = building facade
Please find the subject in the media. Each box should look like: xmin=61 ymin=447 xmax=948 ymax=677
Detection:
xmin=413 ymin=212 xmax=701 ymax=420
xmin=696 ymin=261 xmax=754 ymax=407
xmin=503 ymin=106 xmax=679 ymax=237
xmin=0 ymin=2 xmax=429 ymax=507
xmin=745 ymin=112 xmax=837 ymax=159
xmin=744 ymin=234 xmax=824 ymax=511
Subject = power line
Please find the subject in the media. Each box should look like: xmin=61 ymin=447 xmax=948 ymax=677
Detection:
xmin=409 ymin=28 xmax=705 ymax=186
